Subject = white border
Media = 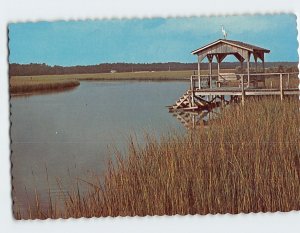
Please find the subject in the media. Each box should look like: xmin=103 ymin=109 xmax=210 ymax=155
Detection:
xmin=1 ymin=0 xmax=300 ymax=232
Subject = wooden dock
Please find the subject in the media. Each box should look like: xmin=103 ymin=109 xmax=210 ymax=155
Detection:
xmin=168 ymin=72 xmax=299 ymax=112
xmin=168 ymin=39 xmax=299 ymax=128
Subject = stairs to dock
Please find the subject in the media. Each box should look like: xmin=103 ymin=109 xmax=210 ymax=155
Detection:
xmin=168 ymin=89 xmax=227 ymax=112
xmin=169 ymin=90 xmax=192 ymax=111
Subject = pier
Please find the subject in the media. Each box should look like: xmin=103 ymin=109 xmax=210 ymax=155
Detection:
xmin=169 ymin=39 xmax=299 ymax=113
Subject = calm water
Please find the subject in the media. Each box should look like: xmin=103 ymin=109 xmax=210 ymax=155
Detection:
xmin=11 ymin=81 xmax=188 ymax=216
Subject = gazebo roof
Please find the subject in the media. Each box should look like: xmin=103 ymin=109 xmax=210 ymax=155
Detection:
xmin=191 ymin=39 xmax=270 ymax=63
xmin=191 ymin=39 xmax=270 ymax=55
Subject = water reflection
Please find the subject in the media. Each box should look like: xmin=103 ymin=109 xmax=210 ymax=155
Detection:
xmin=170 ymin=108 xmax=221 ymax=129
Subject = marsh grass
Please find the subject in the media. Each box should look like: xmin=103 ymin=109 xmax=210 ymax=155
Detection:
xmin=15 ymin=97 xmax=300 ymax=219
xmin=9 ymin=70 xmax=230 ymax=95
xmin=264 ymin=73 xmax=299 ymax=89
xmin=10 ymin=79 xmax=80 ymax=95
xmin=10 ymin=69 xmax=235 ymax=82
xmin=10 ymin=71 xmax=298 ymax=95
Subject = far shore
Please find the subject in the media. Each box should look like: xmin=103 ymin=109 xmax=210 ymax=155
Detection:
xmin=10 ymin=69 xmax=299 ymax=95
xmin=9 ymin=69 xmax=233 ymax=95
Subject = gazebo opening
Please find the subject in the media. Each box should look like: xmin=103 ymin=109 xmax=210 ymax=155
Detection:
xmin=191 ymin=39 xmax=270 ymax=88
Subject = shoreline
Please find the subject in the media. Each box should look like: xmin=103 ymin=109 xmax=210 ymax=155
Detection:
xmin=8 ymin=69 xmax=229 ymax=95
xmin=9 ymin=69 xmax=299 ymax=95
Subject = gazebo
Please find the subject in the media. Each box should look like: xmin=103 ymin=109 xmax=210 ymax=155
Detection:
xmin=169 ymin=39 xmax=298 ymax=113
xmin=191 ymin=39 xmax=270 ymax=88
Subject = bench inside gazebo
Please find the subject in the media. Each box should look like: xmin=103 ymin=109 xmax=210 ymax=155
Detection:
xmin=191 ymin=39 xmax=270 ymax=88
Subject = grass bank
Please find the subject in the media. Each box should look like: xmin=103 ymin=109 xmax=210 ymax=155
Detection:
xmin=10 ymin=70 xmax=299 ymax=96
xmin=9 ymin=69 xmax=232 ymax=95
xmin=15 ymin=96 xmax=300 ymax=219
xmin=10 ymin=79 xmax=80 ymax=95
xmin=8 ymin=70 xmax=200 ymax=95
xmin=11 ymin=70 xmax=234 ymax=82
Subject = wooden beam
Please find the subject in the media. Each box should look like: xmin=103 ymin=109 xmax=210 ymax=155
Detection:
xmin=247 ymin=52 xmax=250 ymax=87
xmin=233 ymin=53 xmax=245 ymax=63
xmin=198 ymin=56 xmax=201 ymax=89
xmin=207 ymin=54 xmax=213 ymax=89
xmin=280 ymin=73 xmax=284 ymax=101
xmin=217 ymin=61 xmax=220 ymax=81
xmin=253 ymin=53 xmax=258 ymax=73
xmin=259 ymin=52 xmax=265 ymax=73
xmin=241 ymin=75 xmax=245 ymax=105
xmin=216 ymin=54 xmax=227 ymax=63
xmin=209 ymin=61 xmax=212 ymax=89
xmin=216 ymin=54 xmax=225 ymax=84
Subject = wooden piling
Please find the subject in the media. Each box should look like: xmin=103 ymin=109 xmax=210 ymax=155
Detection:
xmin=280 ymin=73 xmax=284 ymax=101
xmin=247 ymin=53 xmax=250 ymax=87
xmin=209 ymin=61 xmax=212 ymax=89
xmin=170 ymin=72 xmax=299 ymax=112
xmin=198 ymin=56 xmax=201 ymax=89
xmin=241 ymin=75 xmax=245 ymax=106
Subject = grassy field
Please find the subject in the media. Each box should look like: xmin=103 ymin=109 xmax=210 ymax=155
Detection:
xmin=11 ymin=69 xmax=236 ymax=81
xmin=10 ymin=69 xmax=235 ymax=95
xmin=10 ymin=69 xmax=299 ymax=95
xmin=15 ymin=96 xmax=300 ymax=219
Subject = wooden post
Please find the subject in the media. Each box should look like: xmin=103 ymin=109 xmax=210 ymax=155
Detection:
xmin=217 ymin=61 xmax=220 ymax=83
xmin=207 ymin=54 xmax=214 ymax=89
xmin=241 ymin=75 xmax=245 ymax=106
xmin=280 ymin=73 xmax=284 ymax=101
xmin=247 ymin=52 xmax=250 ymax=87
xmin=287 ymin=73 xmax=290 ymax=88
xmin=209 ymin=60 xmax=212 ymax=89
xmin=190 ymin=76 xmax=195 ymax=107
xmin=198 ymin=56 xmax=201 ymax=90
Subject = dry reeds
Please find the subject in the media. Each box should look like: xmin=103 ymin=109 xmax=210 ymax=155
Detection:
xmin=10 ymin=79 xmax=80 ymax=95
xmin=15 ymin=97 xmax=300 ymax=219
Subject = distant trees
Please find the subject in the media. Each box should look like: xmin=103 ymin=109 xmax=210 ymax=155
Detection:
xmin=9 ymin=62 xmax=298 ymax=76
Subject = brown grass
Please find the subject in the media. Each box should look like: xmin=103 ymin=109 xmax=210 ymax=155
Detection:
xmin=15 ymin=96 xmax=300 ymax=219
xmin=9 ymin=69 xmax=234 ymax=95
xmin=10 ymin=69 xmax=236 ymax=82
xmin=10 ymin=79 xmax=80 ymax=95
xmin=10 ymin=71 xmax=298 ymax=96
xmin=265 ymin=75 xmax=299 ymax=89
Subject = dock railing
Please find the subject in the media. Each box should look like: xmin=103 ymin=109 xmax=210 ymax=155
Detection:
xmin=190 ymin=72 xmax=299 ymax=91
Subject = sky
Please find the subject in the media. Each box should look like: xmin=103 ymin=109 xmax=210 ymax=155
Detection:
xmin=8 ymin=14 xmax=298 ymax=66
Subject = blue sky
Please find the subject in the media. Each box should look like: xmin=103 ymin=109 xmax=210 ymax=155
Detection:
xmin=8 ymin=14 xmax=298 ymax=66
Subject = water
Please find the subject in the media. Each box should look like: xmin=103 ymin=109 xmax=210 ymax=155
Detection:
xmin=10 ymin=81 xmax=188 ymax=216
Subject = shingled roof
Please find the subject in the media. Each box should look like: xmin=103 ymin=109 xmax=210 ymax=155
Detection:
xmin=191 ymin=39 xmax=270 ymax=55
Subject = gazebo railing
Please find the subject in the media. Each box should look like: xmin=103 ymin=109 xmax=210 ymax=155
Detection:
xmin=190 ymin=72 xmax=299 ymax=90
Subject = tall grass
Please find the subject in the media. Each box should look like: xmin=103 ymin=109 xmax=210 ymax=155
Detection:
xmin=15 ymin=97 xmax=300 ymax=219
xmin=10 ymin=79 xmax=80 ymax=95
xmin=265 ymin=75 xmax=299 ymax=89
xmin=10 ymin=69 xmax=236 ymax=82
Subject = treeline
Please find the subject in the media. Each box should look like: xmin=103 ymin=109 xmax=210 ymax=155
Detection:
xmin=9 ymin=62 xmax=298 ymax=76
